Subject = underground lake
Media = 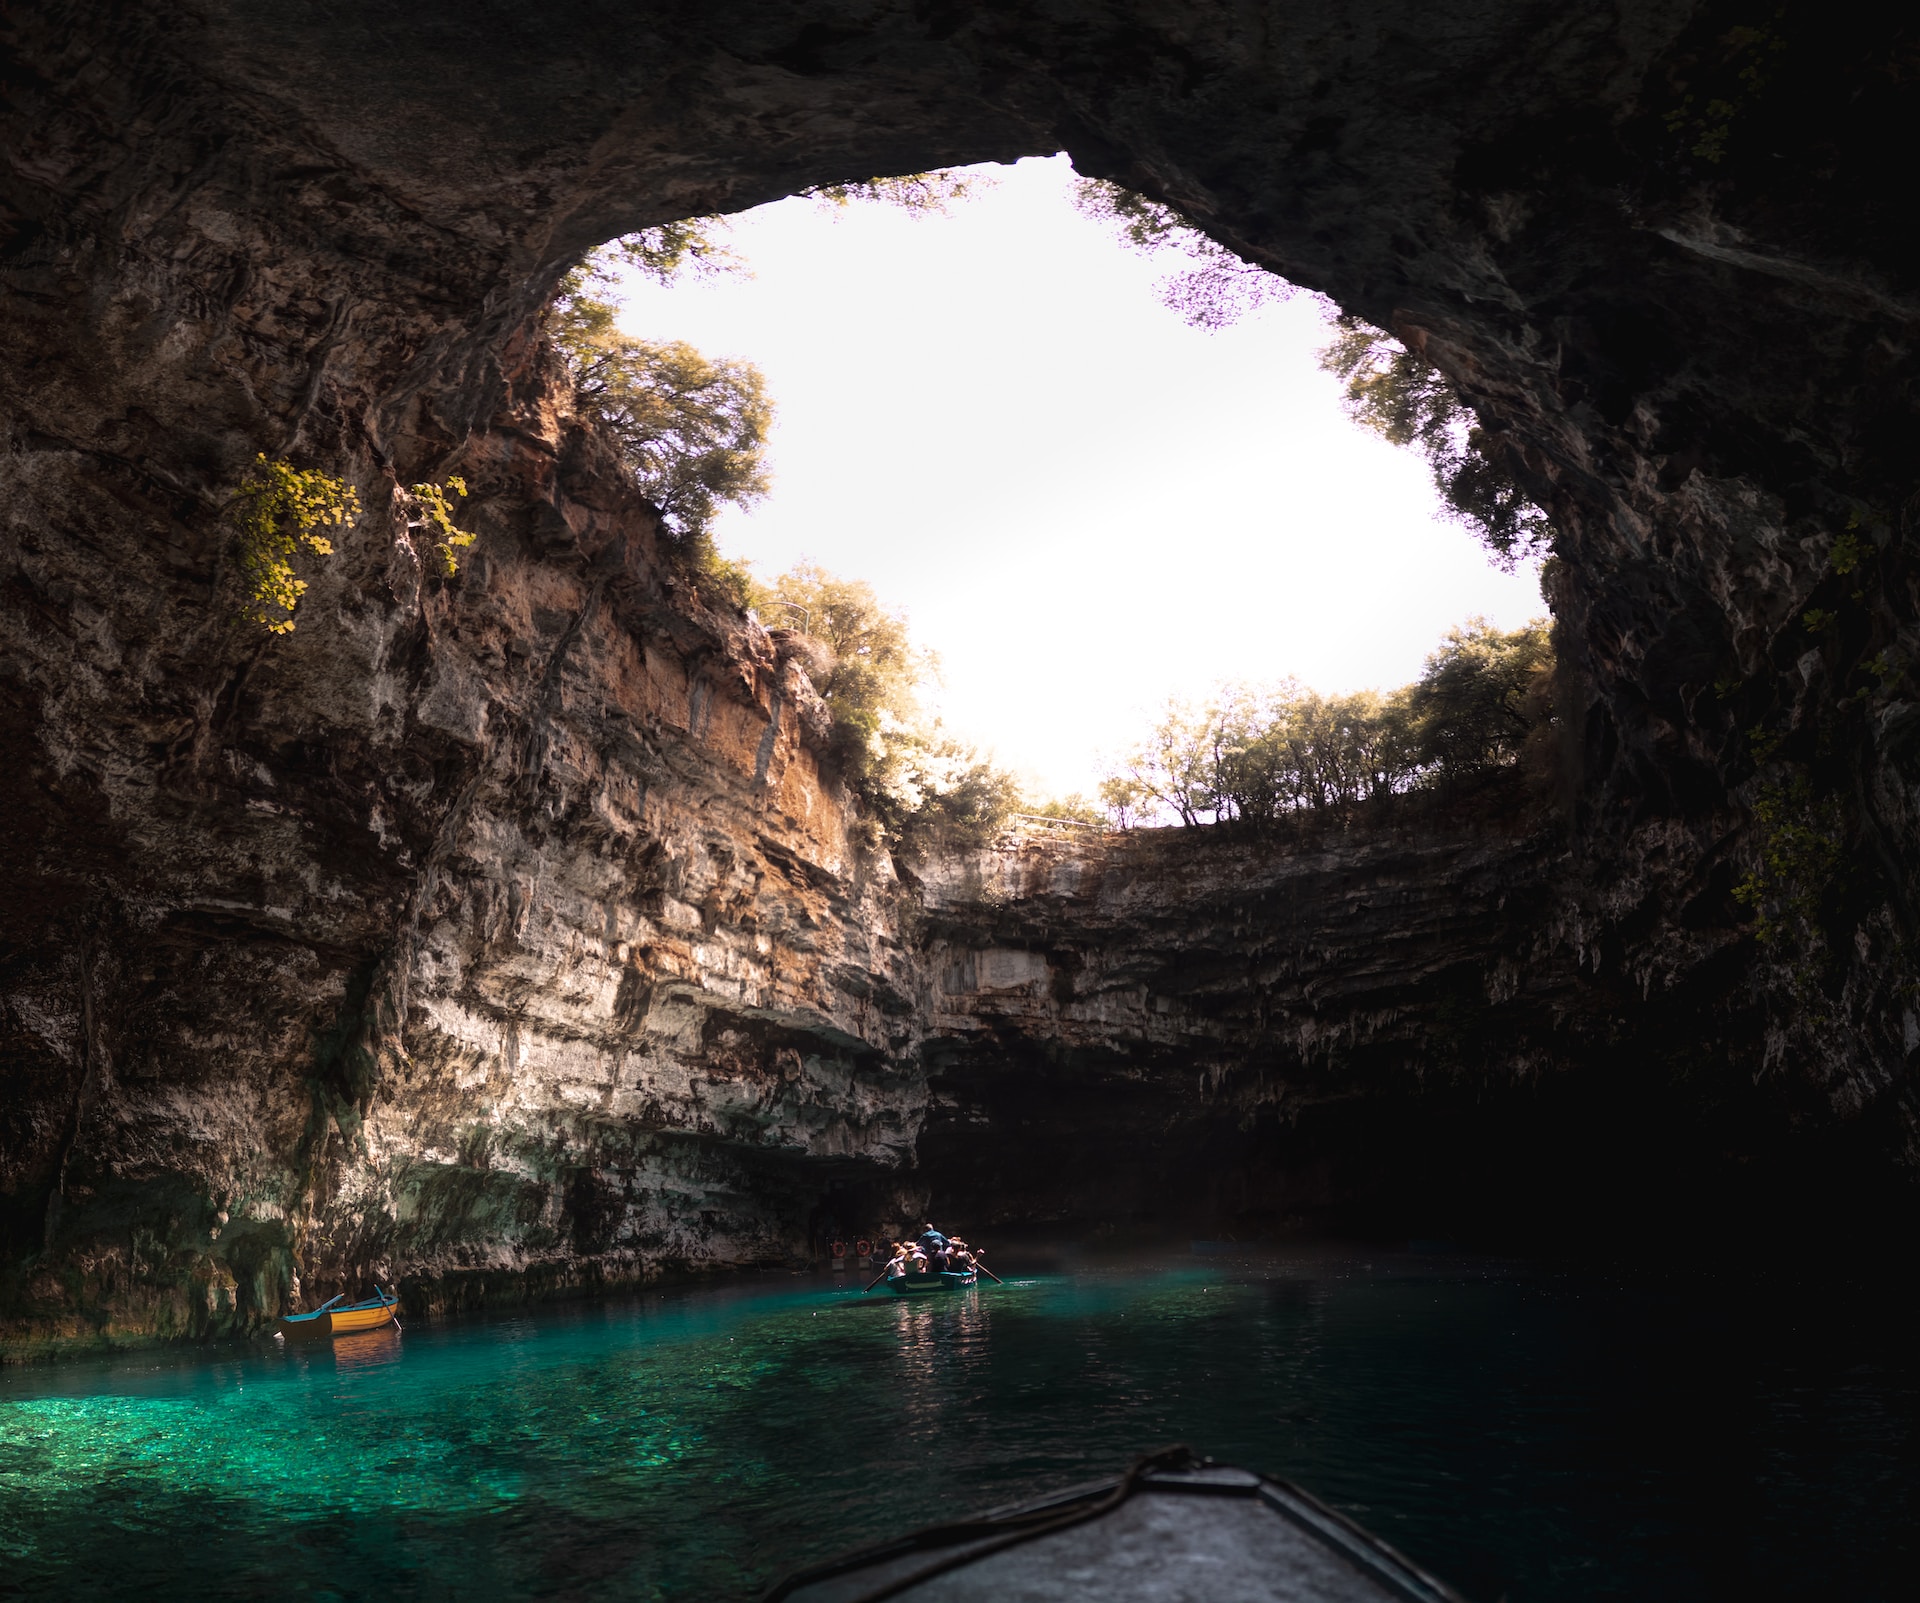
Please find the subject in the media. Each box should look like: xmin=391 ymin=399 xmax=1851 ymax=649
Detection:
xmin=2 ymin=1250 xmax=1914 ymax=1601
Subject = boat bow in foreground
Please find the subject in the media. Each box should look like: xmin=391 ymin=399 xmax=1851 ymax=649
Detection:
xmin=765 ymin=1448 xmax=1468 ymax=1603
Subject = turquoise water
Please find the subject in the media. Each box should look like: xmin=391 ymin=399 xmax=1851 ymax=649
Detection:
xmin=1 ymin=1254 xmax=1914 ymax=1601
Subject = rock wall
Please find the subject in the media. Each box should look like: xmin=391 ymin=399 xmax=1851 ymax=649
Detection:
xmin=0 ymin=308 xmax=948 ymax=1350
xmin=915 ymin=798 xmax=1580 ymax=1231
xmin=3 ymin=2 xmax=1919 ymax=1349
xmin=912 ymin=789 xmax=1902 ymax=1247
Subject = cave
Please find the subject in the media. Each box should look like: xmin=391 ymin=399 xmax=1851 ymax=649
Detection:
xmin=2 ymin=1 xmax=1918 ymax=1357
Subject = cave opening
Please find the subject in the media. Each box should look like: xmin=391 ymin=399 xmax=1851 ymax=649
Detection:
xmin=586 ymin=153 xmax=1549 ymax=806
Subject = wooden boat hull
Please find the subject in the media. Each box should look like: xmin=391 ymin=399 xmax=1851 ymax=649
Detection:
xmin=278 ymin=1290 xmax=400 ymax=1339
xmin=768 ymin=1452 xmax=1470 ymax=1603
xmin=886 ymin=1271 xmax=978 ymax=1296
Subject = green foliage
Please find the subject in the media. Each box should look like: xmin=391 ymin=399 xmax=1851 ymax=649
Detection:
xmin=227 ymin=455 xmax=361 ymax=634
xmin=1407 ymin=619 xmax=1555 ymax=774
xmin=1098 ymin=775 xmax=1148 ymax=830
xmin=808 ymin=168 xmax=993 ymax=215
xmin=1072 ymin=177 xmax=1293 ymax=330
xmin=1108 ymin=684 xmax=1421 ymax=828
xmin=1104 ymin=619 xmax=1557 ymax=828
xmin=1801 ymin=606 xmax=1837 ymax=634
xmin=406 ymin=475 xmax=475 ymax=576
xmin=764 ymin=563 xmax=926 ymax=777
xmin=601 ymin=219 xmax=746 ymax=285
xmin=550 ymin=257 xmax=773 ymax=544
xmin=760 ymin=562 xmax=1016 ymax=850
xmin=1114 ymin=697 xmax=1222 ymax=827
xmin=1025 ymin=793 xmax=1106 ymax=825
xmin=1319 ymin=316 xmax=1553 ymax=570
xmin=692 ymin=546 xmax=762 ymax=613
xmin=549 ymin=171 xmax=998 ymax=560
xmin=1663 ymin=22 xmax=1787 ymax=165
xmin=577 ymin=334 xmax=770 ymax=538
xmin=1830 ymin=525 xmax=1867 ymax=577
xmin=1072 ymin=178 xmax=1193 ymax=253
xmin=910 ymin=758 xmax=1023 ymax=852
xmin=1734 ymin=771 xmax=1843 ymax=949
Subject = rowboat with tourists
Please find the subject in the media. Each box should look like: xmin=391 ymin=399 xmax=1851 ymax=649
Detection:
xmin=863 ymin=1227 xmax=1003 ymax=1295
xmin=889 ymin=1267 xmax=979 ymax=1296
xmin=277 ymin=1286 xmax=401 ymax=1339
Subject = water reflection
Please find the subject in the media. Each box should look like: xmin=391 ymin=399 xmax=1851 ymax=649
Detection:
xmin=329 ymin=1327 xmax=404 ymax=1374
xmin=891 ymin=1288 xmax=995 ymax=1436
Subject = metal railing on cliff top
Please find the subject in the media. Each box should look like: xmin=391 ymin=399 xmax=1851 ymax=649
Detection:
xmin=1004 ymin=812 xmax=1110 ymax=837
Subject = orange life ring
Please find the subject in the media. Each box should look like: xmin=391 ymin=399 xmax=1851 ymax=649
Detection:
xmin=855 ymin=1239 xmax=872 ymax=1257
xmin=830 ymin=1239 xmax=847 ymax=1258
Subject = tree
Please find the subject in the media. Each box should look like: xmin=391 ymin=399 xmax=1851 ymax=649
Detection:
xmin=546 ymin=253 xmax=771 ymax=611
xmin=1100 ymin=620 xmax=1556 ymax=828
xmin=574 ymin=336 xmax=770 ymax=539
xmin=1026 ymin=793 xmax=1105 ymax=825
xmin=1344 ymin=690 xmax=1423 ymax=801
xmin=225 ymin=458 xmax=478 ymax=635
xmin=599 ymin=219 xmax=746 ymax=285
xmin=905 ymin=747 xmax=1023 ymax=851
xmin=762 ymin=563 xmax=929 ymax=785
xmin=1407 ymin=618 xmax=1555 ymax=779
xmin=1111 ymin=697 xmax=1227 ymax=826
xmin=1319 ymin=315 xmax=1553 ymax=570
xmin=584 ymin=167 xmax=989 ymax=288
xmin=551 ymin=264 xmax=771 ymax=541
xmin=227 ymin=456 xmax=359 ymax=635
xmin=759 ymin=562 xmax=1019 ymax=850
xmin=1208 ymin=683 xmax=1420 ymax=822
xmin=1099 ymin=774 xmax=1147 ymax=829
xmin=545 ymin=169 xmax=1000 ymax=602
xmin=807 ymin=168 xmax=994 ymax=215
xmin=1072 ymin=177 xmax=1295 ymax=329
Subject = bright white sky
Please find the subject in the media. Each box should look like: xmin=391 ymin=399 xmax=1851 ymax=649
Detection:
xmin=612 ymin=155 xmax=1544 ymax=801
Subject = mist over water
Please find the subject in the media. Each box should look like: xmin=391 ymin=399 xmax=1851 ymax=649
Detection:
xmin=2 ymin=1252 xmax=1913 ymax=1601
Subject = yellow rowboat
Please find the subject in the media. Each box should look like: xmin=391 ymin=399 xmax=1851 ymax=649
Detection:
xmin=278 ymin=1287 xmax=400 ymax=1340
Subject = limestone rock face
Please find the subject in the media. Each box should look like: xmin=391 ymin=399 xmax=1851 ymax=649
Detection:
xmin=0 ymin=308 xmax=937 ymax=1348
xmin=915 ymin=804 xmax=1548 ymax=1226
xmin=3 ymin=4 xmax=1919 ymax=1348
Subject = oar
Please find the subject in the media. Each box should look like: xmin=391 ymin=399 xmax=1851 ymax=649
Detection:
xmin=862 ymin=1264 xmax=895 ymax=1293
xmin=971 ymin=1255 xmax=1004 ymax=1286
xmin=313 ymin=1292 xmax=348 ymax=1314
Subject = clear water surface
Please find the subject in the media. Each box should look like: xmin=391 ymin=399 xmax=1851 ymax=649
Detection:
xmin=1 ymin=1251 xmax=1914 ymax=1601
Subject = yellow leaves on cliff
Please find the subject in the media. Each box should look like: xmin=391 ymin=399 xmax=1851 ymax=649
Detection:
xmin=228 ymin=455 xmax=360 ymax=634
xmin=230 ymin=457 xmax=477 ymax=634
xmin=404 ymin=475 xmax=475 ymax=577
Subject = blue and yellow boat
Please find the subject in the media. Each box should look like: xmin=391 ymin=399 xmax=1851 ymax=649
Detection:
xmin=886 ymin=1270 xmax=978 ymax=1296
xmin=278 ymin=1287 xmax=400 ymax=1339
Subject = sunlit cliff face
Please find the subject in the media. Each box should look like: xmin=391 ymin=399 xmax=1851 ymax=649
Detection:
xmin=2 ymin=3 xmax=1917 ymax=1349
